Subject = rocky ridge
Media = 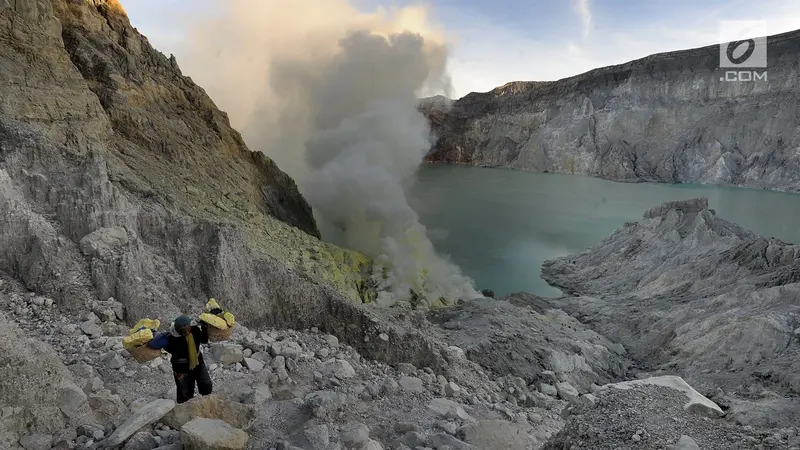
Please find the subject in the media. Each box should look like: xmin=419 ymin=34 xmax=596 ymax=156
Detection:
xmin=422 ymin=29 xmax=800 ymax=192
xmin=543 ymin=197 xmax=800 ymax=429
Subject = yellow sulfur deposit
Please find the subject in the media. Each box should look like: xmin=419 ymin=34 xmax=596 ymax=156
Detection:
xmin=199 ymin=313 xmax=228 ymax=330
xmin=206 ymin=298 xmax=221 ymax=311
xmin=222 ymin=311 xmax=235 ymax=327
xmin=123 ymin=328 xmax=154 ymax=349
xmin=129 ymin=318 xmax=160 ymax=335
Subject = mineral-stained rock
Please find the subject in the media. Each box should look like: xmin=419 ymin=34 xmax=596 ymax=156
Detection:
xmin=422 ymin=30 xmax=800 ymax=194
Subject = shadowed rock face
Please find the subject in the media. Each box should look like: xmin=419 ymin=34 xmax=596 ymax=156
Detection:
xmin=541 ymin=198 xmax=800 ymax=422
xmin=0 ymin=0 xmax=382 ymax=326
xmin=422 ymin=30 xmax=800 ymax=192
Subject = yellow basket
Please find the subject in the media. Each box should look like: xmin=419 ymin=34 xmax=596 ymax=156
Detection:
xmin=208 ymin=324 xmax=234 ymax=342
xmin=128 ymin=344 xmax=163 ymax=363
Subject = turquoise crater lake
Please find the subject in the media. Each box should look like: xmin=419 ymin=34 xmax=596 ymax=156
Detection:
xmin=409 ymin=164 xmax=800 ymax=297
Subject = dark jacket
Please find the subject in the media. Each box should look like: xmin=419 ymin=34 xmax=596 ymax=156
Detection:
xmin=148 ymin=323 xmax=208 ymax=373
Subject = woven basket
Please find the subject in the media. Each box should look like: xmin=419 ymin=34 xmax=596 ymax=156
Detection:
xmin=208 ymin=324 xmax=234 ymax=342
xmin=128 ymin=344 xmax=163 ymax=363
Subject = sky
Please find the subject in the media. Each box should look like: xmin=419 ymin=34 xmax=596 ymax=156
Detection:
xmin=123 ymin=0 xmax=800 ymax=99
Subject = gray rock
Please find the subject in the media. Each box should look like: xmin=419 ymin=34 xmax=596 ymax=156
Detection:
xmin=321 ymin=359 xmax=356 ymax=379
xmin=19 ymin=434 xmax=52 ymax=450
xmin=398 ymin=377 xmax=425 ymax=393
xmin=245 ymin=385 xmax=272 ymax=406
xmin=358 ymin=439 xmax=384 ymax=450
xmin=303 ymin=424 xmax=330 ymax=450
xmin=271 ymin=354 xmax=286 ymax=370
xmin=271 ymin=341 xmax=302 ymax=359
xmin=122 ymin=431 xmax=158 ymax=450
xmin=539 ymin=383 xmax=558 ymax=397
xmin=211 ymin=343 xmax=244 ymax=365
xmin=461 ymin=420 xmax=529 ymax=450
xmin=669 ymin=435 xmax=701 ymax=450
xmin=431 ymin=433 xmax=472 ymax=450
xmin=427 ymin=398 xmax=474 ymax=422
xmin=339 ymin=423 xmax=370 ymax=447
xmin=243 ymin=357 xmax=264 ymax=372
xmin=180 ymin=418 xmax=248 ymax=449
xmin=445 ymin=382 xmax=461 ymax=397
xmin=397 ymin=363 xmax=416 ymax=374
xmin=104 ymin=399 xmax=175 ymax=447
xmin=59 ymin=382 xmax=88 ymax=417
xmin=323 ymin=335 xmax=339 ymax=347
xmin=402 ymin=431 xmax=427 ymax=448
xmin=251 ymin=351 xmax=271 ymax=363
xmin=80 ymin=320 xmax=103 ymax=337
xmin=556 ymin=382 xmax=579 ymax=403
xmin=53 ymin=429 xmax=78 ymax=446
xmin=103 ymin=351 xmax=126 ymax=369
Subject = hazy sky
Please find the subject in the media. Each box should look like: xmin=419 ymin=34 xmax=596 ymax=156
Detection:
xmin=124 ymin=0 xmax=800 ymax=98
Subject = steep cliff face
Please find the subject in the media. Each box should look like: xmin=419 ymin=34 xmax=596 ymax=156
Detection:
xmin=0 ymin=0 xmax=373 ymax=325
xmin=423 ymin=30 xmax=800 ymax=192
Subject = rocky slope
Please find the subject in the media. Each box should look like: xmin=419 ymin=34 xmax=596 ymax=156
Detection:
xmin=543 ymin=197 xmax=800 ymax=428
xmin=5 ymin=275 xmax=784 ymax=450
xmin=0 ymin=0 xmax=374 ymax=328
xmin=422 ymin=29 xmax=800 ymax=192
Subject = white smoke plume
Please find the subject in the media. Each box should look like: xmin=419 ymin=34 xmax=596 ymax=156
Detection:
xmin=177 ymin=0 xmax=478 ymax=305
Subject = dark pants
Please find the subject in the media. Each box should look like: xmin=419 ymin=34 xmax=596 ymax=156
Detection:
xmin=174 ymin=362 xmax=213 ymax=404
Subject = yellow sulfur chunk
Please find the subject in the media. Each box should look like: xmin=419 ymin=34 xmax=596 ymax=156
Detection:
xmin=129 ymin=318 xmax=160 ymax=335
xmin=206 ymin=298 xmax=221 ymax=311
xmin=199 ymin=312 xmax=228 ymax=330
xmin=123 ymin=328 xmax=153 ymax=349
xmin=222 ymin=311 xmax=235 ymax=327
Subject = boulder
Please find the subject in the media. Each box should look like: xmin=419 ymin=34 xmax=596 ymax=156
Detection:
xmin=270 ymin=340 xmax=302 ymax=359
xmin=321 ymin=359 xmax=356 ymax=379
xmin=339 ymin=423 xmax=370 ymax=448
xmin=556 ymin=382 xmax=580 ymax=403
xmin=18 ymin=434 xmax=52 ymax=450
xmin=104 ymin=399 xmax=175 ymax=447
xmin=398 ymin=377 xmax=424 ymax=393
xmin=242 ymin=358 xmax=264 ymax=372
xmin=244 ymin=385 xmax=272 ymax=406
xmin=303 ymin=424 xmax=330 ymax=450
xmin=431 ymin=433 xmax=473 ymax=450
xmin=58 ymin=382 xmax=88 ymax=417
xmin=601 ymin=376 xmax=725 ymax=418
xmin=79 ymin=227 xmax=129 ymax=258
xmin=181 ymin=418 xmax=248 ymax=450
xmin=122 ymin=431 xmax=158 ymax=450
xmin=669 ymin=435 xmax=701 ymax=450
xmin=427 ymin=398 xmax=474 ymax=422
xmin=162 ymin=394 xmax=256 ymax=431
xmin=210 ymin=344 xmax=243 ymax=365
xmin=539 ymin=383 xmax=558 ymax=397
xmin=461 ymin=420 xmax=529 ymax=450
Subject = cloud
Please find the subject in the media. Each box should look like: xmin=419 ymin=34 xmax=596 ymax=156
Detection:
xmin=571 ymin=0 xmax=592 ymax=38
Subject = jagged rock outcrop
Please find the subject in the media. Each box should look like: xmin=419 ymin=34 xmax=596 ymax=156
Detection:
xmin=0 ymin=0 xmax=373 ymax=328
xmin=422 ymin=30 xmax=800 ymax=192
xmin=542 ymin=197 xmax=800 ymax=426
